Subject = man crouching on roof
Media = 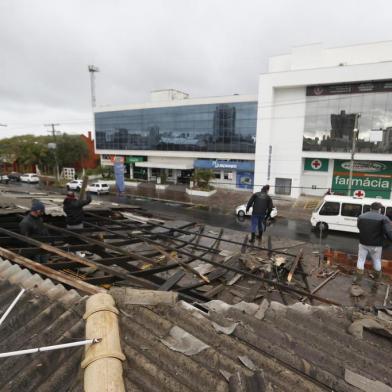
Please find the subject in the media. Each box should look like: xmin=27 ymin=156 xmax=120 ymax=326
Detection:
xmin=19 ymin=200 xmax=49 ymax=263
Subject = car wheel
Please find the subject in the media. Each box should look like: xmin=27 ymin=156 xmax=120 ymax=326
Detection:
xmin=76 ymin=186 xmax=81 ymax=191
xmin=316 ymin=222 xmax=328 ymax=233
xmin=237 ymin=210 xmax=245 ymax=217
xmin=67 ymin=186 xmax=70 ymax=190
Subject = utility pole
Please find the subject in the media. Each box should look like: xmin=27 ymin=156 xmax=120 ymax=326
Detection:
xmin=88 ymin=65 xmax=99 ymax=109
xmin=45 ymin=123 xmax=60 ymax=182
xmin=347 ymin=113 xmax=361 ymax=197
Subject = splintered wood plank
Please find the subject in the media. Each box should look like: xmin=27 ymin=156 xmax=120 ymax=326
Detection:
xmin=0 ymin=246 xmax=104 ymax=295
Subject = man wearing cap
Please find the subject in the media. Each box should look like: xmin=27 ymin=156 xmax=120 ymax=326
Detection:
xmin=353 ymin=201 xmax=392 ymax=291
xmin=19 ymin=200 xmax=49 ymax=263
xmin=63 ymin=191 xmax=92 ymax=229
xmin=245 ymin=185 xmax=274 ymax=243
xmin=19 ymin=200 xmax=48 ymax=237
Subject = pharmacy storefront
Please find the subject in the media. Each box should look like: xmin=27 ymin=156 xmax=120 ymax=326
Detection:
xmin=301 ymin=158 xmax=392 ymax=199
xmin=332 ymin=160 xmax=392 ymax=199
xmin=194 ymin=160 xmax=254 ymax=190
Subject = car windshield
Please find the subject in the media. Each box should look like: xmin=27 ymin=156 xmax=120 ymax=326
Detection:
xmin=314 ymin=199 xmax=324 ymax=212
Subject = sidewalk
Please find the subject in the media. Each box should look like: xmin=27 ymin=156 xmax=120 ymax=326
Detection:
xmin=121 ymin=183 xmax=321 ymax=221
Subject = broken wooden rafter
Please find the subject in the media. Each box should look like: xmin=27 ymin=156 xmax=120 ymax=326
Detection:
xmin=0 ymin=226 xmax=159 ymax=291
xmin=0 ymin=246 xmax=104 ymax=295
xmin=110 ymin=212 xmax=299 ymax=257
xmin=287 ymin=249 xmax=303 ymax=283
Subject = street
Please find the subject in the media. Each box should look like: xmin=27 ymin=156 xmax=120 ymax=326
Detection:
xmin=2 ymin=182 xmax=362 ymax=254
xmin=105 ymin=192 xmax=361 ymax=255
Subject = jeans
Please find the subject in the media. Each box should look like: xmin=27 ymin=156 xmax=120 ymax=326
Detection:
xmin=251 ymin=214 xmax=265 ymax=234
xmin=356 ymin=243 xmax=382 ymax=271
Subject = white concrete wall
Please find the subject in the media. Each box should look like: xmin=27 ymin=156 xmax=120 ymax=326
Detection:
xmin=269 ymin=41 xmax=392 ymax=72
xmin=301 ymin=159 xmax=334 ymax=196
xmin=256 ymin=42 xmax=392 ymax=198
xmin=96 ymin=149 xmax=255 ymax=161
xmin=95 ymin=94 xmax=257 ymax=113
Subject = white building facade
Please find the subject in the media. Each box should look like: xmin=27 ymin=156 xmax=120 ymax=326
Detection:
xmin=95 ymin=90 xmax=257 ymax=190
xmin=255 ymin=42 xmax=392 ymax=199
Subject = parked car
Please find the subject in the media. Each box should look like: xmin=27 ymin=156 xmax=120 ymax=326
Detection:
xmin=0 ymin=175 xmax=9 ymax=184
xmin=235 ymin=204 xmax=278 ymax=219
xmin=86 ymin=182 xmax=110 ymax=194
xmin=66 ymin=179 xmax=83 ymax=191
xmin=8 ymin=172 xmax=21 ymax=182
xmin=20 ymin=173 xmax=40 ymax=183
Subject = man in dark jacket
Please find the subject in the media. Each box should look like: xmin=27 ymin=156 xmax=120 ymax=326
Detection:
xmin=353 ymin=201 xmax=392 ymax=290
xmin=246 ymin=185 xmax=274 ymax=243
xmin=19 ymin=200 xmax=49 ymax=262
xmin=19 ymin=200 xmax=48 ymax=237
xmin=63 ymin=191 xmax=92 ymax=229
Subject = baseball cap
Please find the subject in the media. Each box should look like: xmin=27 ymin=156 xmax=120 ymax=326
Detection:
xmin=31 ymin=200 xmax=46 ymax=212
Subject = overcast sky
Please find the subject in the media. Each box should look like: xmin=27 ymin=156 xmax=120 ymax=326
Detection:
xmin=1 ymin=0 xmax=392 ymax=137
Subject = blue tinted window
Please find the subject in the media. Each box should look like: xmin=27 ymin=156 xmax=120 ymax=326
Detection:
xmin=95 ymin=102 xmax=257 ymax=153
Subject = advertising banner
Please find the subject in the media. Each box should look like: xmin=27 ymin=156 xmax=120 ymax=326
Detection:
xmin=304 ymin=158 xmax=329 ymax=172
xmin=236 ymin=171 xmax=254 ymax=189
xmin=332 ymin=160 xmax=392 ymax=199
xmin=194 ymin=160 xmax=254 ymax=171
xmin=125 ymin=156 xmax=145 ymax=164
xmin=101 ymin=155 xmax=124 ymax=166
xmin=114 ymin=161 xmax=125 ymax=193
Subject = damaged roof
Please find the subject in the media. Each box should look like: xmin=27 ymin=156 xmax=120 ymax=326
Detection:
xmin=0 ymin=190 xmax=140 ymax=216
xmin=0 ymin=258 xmax=85 ymax=392
xmin=112 ymin=287 xmax=392 ymax=392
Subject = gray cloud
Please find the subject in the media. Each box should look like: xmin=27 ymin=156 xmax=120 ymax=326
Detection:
xmin=1 ymin=0 xmax=392 ymax=136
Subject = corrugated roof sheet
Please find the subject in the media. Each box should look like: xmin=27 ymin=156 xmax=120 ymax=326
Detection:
xmin=112 ymin=288 xmax=392 ymax=392
xmin=0 ymin=259 xmax=85 ymax=392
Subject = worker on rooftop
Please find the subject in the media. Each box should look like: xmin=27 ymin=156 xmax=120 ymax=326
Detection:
xmin=353 ymin=201 xmax=392 ymax=291
xmin=19 ymin=200 xmax=49 ymax=262
xmin=63 ymin=191 xmax=92 ymax=229
xmin=245 ymin=185 xmax=274 ymax=243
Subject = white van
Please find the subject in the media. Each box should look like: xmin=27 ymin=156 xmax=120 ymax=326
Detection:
xmin=310 ymin=195 xmax=392 ymax=233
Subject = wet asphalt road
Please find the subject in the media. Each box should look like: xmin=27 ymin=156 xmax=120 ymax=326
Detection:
xmin=106 ymin=193 xmax=361 ymax=254
xmin=6 ymin=182 xmax=360 ymax=254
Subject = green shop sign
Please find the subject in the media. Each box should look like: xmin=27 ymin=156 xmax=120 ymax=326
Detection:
xmin=332 ymin=160 xmax=392 ymax=199
xmin=304 ymin=158 xmax=329 ymax=172
xmin=125 ymin=156 xmax=145 ymax=164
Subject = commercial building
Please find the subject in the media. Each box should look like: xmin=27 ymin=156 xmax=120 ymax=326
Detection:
xmin=95 ymin=41 xmax=392 ymax=199
xmin=95 ymin=90 xmax=257 ymax=190
xmin=256 ymin=41 xmax=392 ymax=199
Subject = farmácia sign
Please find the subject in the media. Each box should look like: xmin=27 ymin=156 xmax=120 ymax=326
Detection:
xmin=332 ymin=160 xmax=392 ymax=199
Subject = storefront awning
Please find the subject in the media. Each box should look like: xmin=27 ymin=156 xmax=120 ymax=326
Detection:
xmin=135 ymin=161 xmax=194 ymax=170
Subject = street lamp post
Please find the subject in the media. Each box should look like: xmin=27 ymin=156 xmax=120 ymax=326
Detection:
xmin=347 ymin=113 xmax=361 ymax=197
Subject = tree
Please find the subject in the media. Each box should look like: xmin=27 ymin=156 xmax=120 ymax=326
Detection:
xmin=192 ymin=169 xmax=214 ymax=191
xmin=0 ymin=133 xmax=89 ymax=174
xmin=55 ymin=134 xmax=88 ymax=168
xmin=0 ymin=135 xmax=52 ymax=170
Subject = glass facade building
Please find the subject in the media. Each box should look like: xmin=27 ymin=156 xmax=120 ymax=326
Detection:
xmin=303 ymin=80 xmax=392 ymax=153
xmin=95 ymin=101 xmax=257 ymax=153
